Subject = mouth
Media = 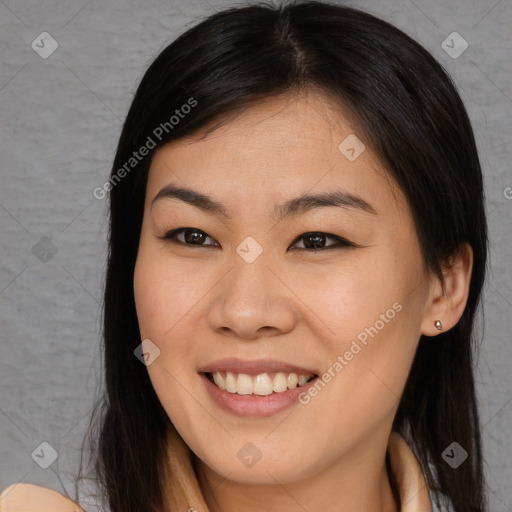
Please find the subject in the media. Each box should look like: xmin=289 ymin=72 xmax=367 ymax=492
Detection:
xmin=203 ymin=371 xmax=318 ymax=396
xmin=198 ymin=358 xmax=320 ymax=416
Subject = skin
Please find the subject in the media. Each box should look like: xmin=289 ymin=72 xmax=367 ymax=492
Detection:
xmin=133 ymin=88 xmax=473 ymax=512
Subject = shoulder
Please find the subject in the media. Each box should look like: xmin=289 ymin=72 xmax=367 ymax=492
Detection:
xmin=0 ymin=483 xmax=84 ymax=511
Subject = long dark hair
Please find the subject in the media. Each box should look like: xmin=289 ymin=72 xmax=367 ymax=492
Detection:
xmin=78 ymin=2 xmax=488 ymax=511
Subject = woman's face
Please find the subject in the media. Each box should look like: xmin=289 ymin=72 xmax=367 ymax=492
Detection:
xmin=133 ymin=90 xmax=434 ymax=485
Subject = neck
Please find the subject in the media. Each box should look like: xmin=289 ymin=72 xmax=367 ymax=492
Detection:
xmin=194 ymin=431 xmax=399 ymax=512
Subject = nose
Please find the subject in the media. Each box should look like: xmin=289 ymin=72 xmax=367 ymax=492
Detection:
xmin=207 ymin=251 xmax=297 ymax=341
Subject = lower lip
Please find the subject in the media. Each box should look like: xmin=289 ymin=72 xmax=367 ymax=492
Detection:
xmin=200 ymin=373 xmax=317 ymax=418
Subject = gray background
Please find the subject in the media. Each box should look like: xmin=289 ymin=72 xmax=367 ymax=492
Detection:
xmin=0 ymin=0 xmax=511 ymax=509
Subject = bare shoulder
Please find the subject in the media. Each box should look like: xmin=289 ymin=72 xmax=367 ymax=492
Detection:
xmin=0 ymin=483 xmax=84 ymax=511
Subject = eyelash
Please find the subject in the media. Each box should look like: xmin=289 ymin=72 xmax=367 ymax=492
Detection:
xmin=159 ymin=228 xmax=356 ymax=252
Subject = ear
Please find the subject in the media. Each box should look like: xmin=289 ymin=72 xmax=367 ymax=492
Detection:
xmin=420 ymin=242 xmax=473 ymax=337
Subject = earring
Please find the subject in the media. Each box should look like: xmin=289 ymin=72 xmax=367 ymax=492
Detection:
xmin=434 ymin=320 xmax=443 ymax=331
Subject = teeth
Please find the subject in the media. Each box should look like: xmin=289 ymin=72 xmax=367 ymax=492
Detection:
xmin=287 ymin=373 xmax=298 ymax=389
xmin=298 ymin=375 xmax=309 ymax=386
xmin=210 ymin=371 xmax=314 ymax=395
xmin=236 ymin=373 xmax=253 ymax=395
xmin=225 ymin=372 xmax=237 ymax=393
xmin=212 ymin=372 xmax=226 ymax=390
xmin=273 ymin=372 xmax=288 ymax=392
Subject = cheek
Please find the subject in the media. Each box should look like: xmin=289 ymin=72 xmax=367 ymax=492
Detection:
xmin=133 ymin=247 xmax=206 ymax=430
xmin=289 ymin=250 xmax=401 ymax=345
xmin=133 ymin=245 xmax=205 ymax=347
xmin=290 ymin=248 xmax=422 ymax=398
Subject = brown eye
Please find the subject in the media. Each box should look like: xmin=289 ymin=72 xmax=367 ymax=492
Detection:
xmin=161 ymin=228 xmax=219 ymax=247
xmin=160 ymin=228 xmax=355 ymax=251
xmin=289 ymin=232 xmax=354 ymax=251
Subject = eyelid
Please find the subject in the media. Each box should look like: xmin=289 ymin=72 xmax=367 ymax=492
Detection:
xmin=289 ymin=232 xmax=356 ymax=250
xmin=159 ymin=228 xmax=358 ymax=250
xmin=159 ymin=227 xmax=220 ymax=247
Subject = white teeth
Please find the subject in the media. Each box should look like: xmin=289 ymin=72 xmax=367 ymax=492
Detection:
xmin=298 ymin=375 xmax=309 ymax=386
xmin=253 ymin=373 xmax=273 ymax=396
xmin=273 ymin=372 xmax=288 ymax=393
xmin=287 ymin=373 xmax=298 ymax=389
xmin=225 ymin=372 xmax=237 ymax=393
xmin=213 ymin=372 xmax=226 ymax=390
xmin=236 ymin=373 xmax=253 ymax=395
xmin=210 ymin=371 xmax=314 ymax=395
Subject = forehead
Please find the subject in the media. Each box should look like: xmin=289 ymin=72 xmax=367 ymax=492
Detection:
xmin=146 ymin=89 xmax=405 ymax=220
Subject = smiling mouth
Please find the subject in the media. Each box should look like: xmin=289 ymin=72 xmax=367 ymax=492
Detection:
xmin=204 ymin=371 xmax=318 ymax=396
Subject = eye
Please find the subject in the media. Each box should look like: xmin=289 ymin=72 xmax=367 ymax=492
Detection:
xmin=288 ymin=231 xmax=355 ymax=251
xmin=160 ymin=228 xmax=219 ymax=247
xmin=160 ymin=228 xmax=355 ymax=251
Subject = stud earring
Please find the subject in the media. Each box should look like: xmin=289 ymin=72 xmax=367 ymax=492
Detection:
xmin=434 ymin=320 xmax=443 ymax=330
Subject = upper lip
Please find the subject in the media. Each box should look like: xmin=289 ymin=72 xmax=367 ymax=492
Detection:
xmin=198 ymin=358 xmax=319 ymax=376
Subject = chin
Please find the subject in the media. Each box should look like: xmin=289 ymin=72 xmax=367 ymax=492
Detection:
xmin=195 ymin=439 xmax=316 ymax=486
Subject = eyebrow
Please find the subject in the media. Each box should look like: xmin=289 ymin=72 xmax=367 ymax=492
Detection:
xmin=151 ymin=184 xmax=377 ymax=220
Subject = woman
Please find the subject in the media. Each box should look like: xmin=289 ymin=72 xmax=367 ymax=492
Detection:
xmin=0 ymin=1 xmax=488 ymax=511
